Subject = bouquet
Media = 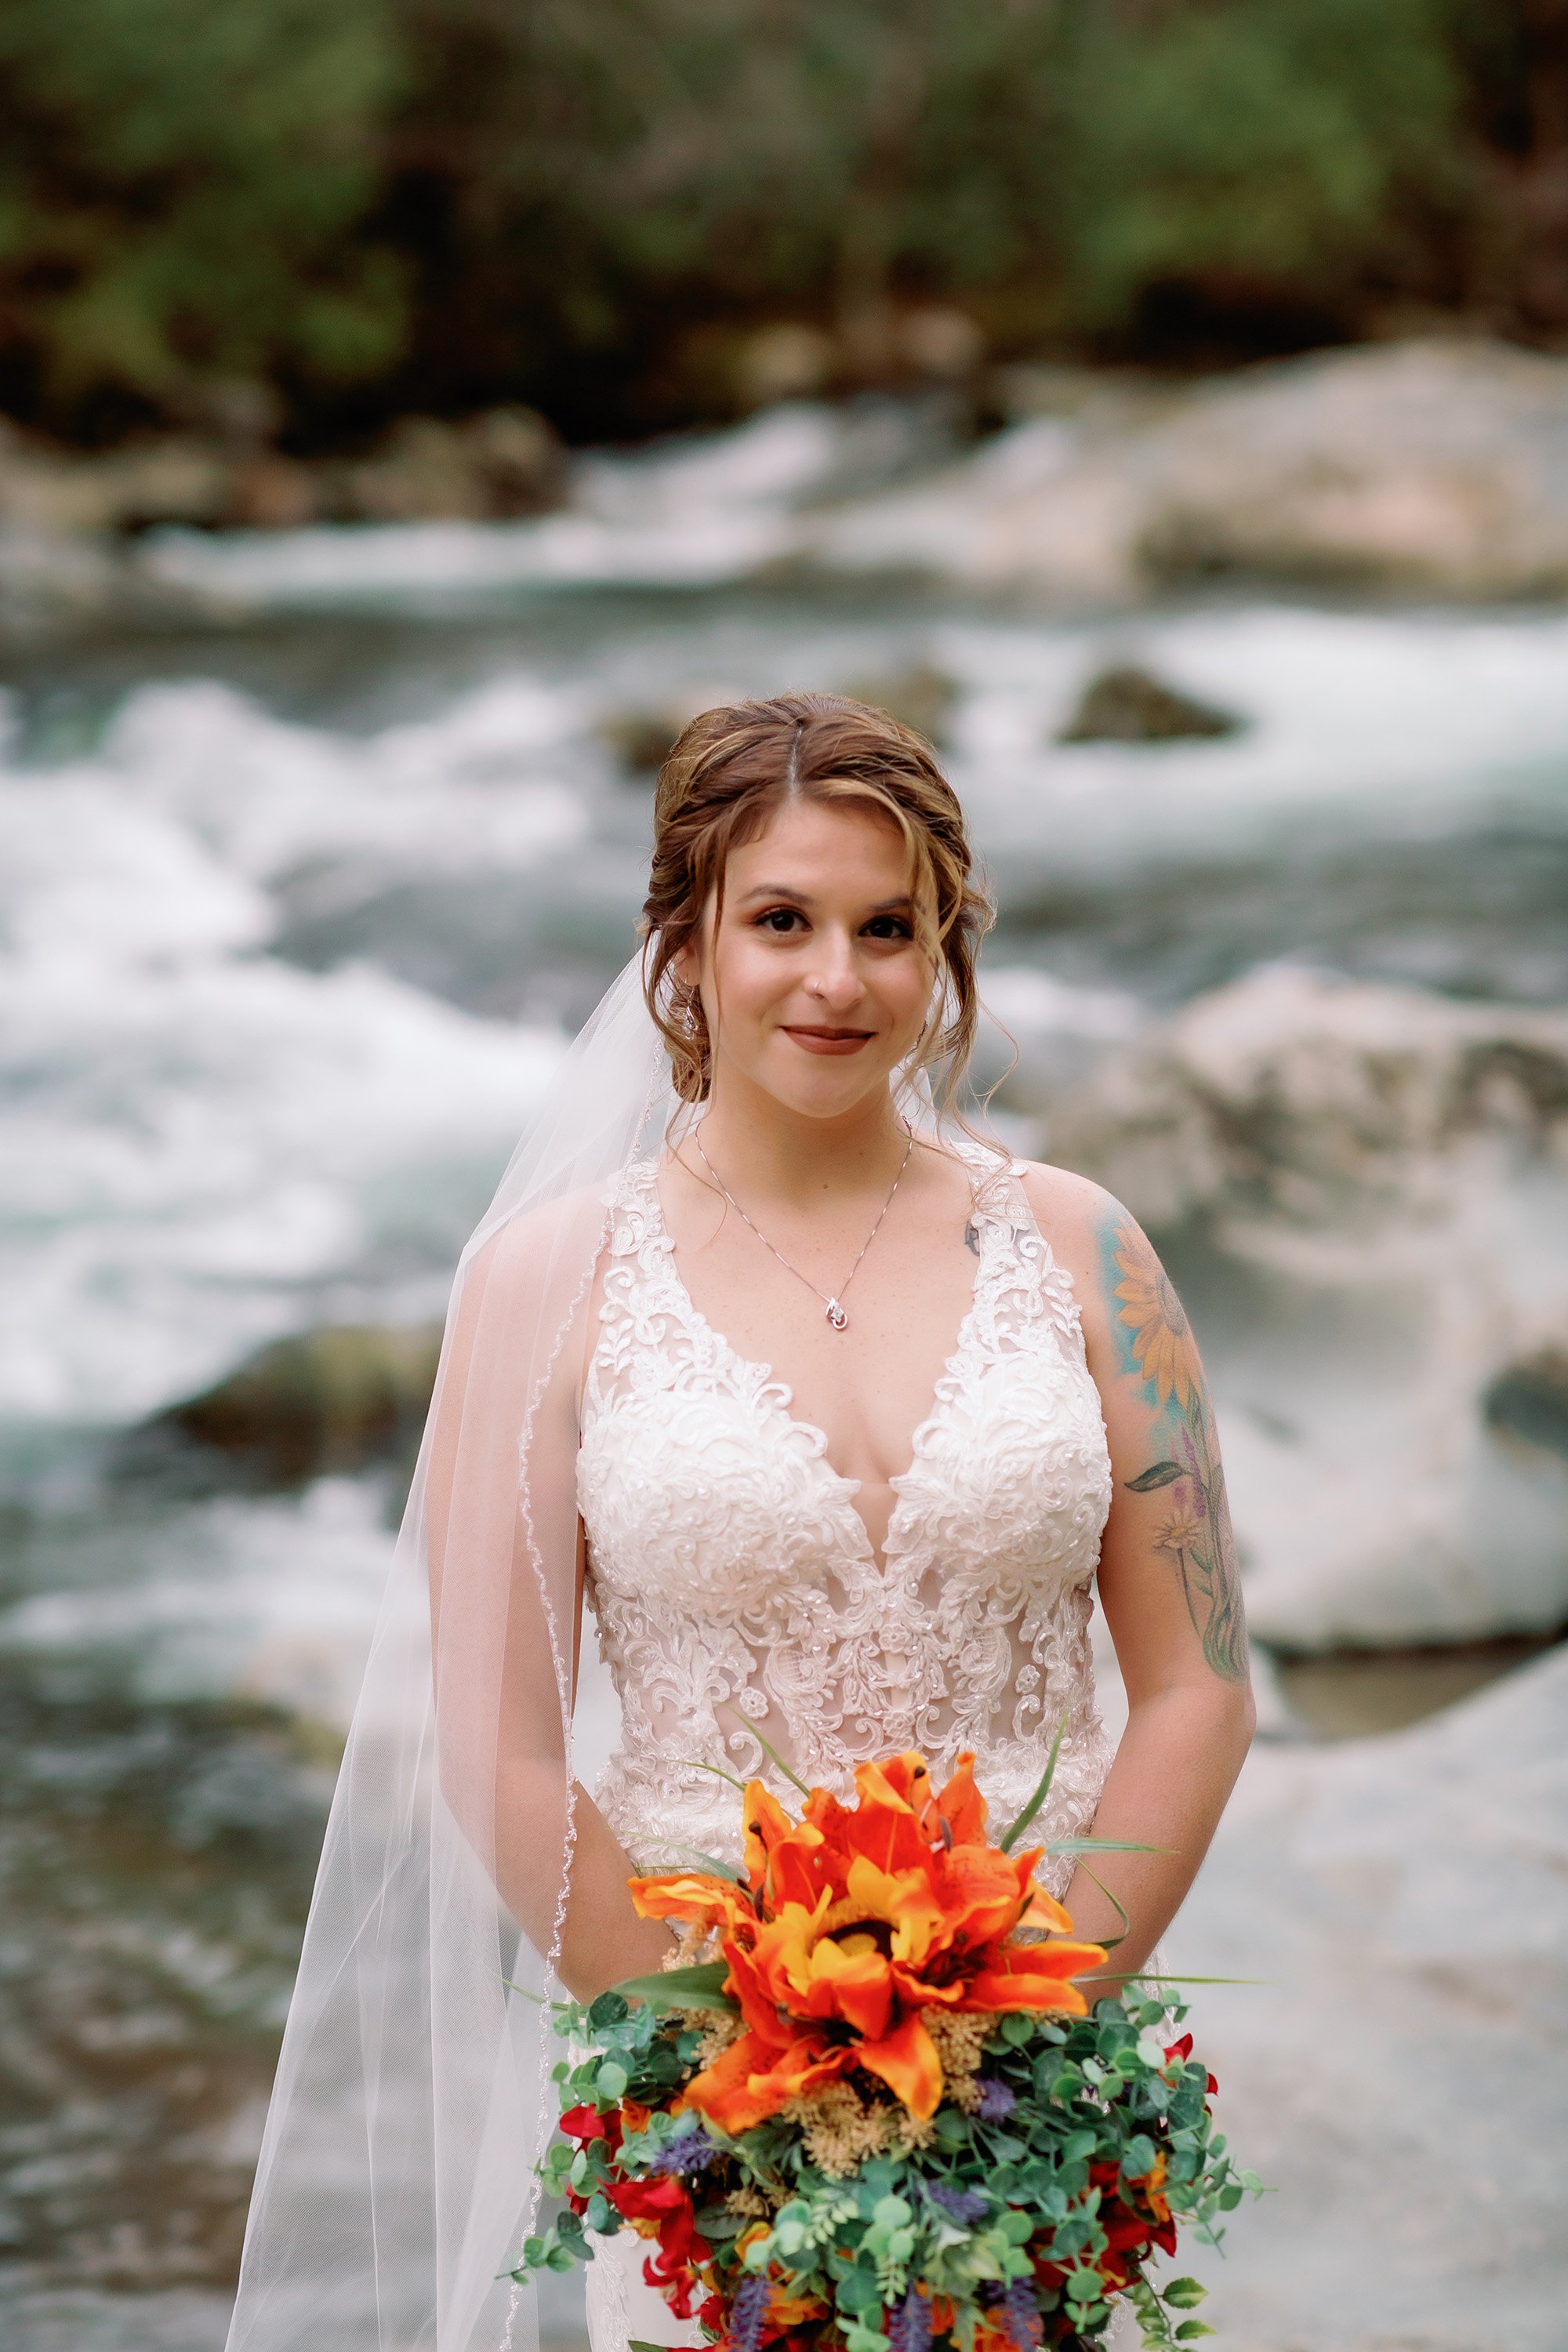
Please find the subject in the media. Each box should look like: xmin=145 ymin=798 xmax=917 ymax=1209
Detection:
xmin=513 ymin=1741 xmax=1258 ymax=2352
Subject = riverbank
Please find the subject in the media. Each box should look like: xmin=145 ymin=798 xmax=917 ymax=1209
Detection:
xmin=8 ymin=339 xmax=1568 ymax=641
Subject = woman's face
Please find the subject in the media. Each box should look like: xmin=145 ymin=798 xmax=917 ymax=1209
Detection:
xmin=678 ymin=794 xmax=935 ymax=1123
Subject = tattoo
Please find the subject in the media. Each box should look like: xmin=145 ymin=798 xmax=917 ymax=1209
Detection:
xmin=1099 ymin=1207 xmax=1249 ymax=1685
xmin=963 ymin=1218 xmax=981 ymax=1256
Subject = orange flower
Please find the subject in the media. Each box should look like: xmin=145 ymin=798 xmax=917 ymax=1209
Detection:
xmin=624 ymin=1868 xmax=757 ymax=1947
xmin=630 ymin=1749 xmax=1105 ymax=2135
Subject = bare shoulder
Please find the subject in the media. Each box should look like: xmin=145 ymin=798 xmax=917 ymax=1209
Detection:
xmin=1011 ymin=1159 xmax=1160 ymax=1354
xmin=1014 ymin=1156 xmax=1134 ymax=1269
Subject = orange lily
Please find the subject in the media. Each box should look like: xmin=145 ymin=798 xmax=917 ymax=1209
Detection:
xmin=628 ymin=1748 xmax=1105 ymax=2134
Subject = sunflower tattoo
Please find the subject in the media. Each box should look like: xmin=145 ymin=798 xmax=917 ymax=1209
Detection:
xmin=1102 ymin=1208 xmax=1248 ymax=1684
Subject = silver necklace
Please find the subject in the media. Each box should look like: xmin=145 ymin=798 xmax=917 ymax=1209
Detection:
xmin=693 ymin=1125 xmax=915 ymax=1331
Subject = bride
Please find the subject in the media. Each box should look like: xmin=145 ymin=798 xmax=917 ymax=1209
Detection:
xmin=225 ymin=693 xmax=1255 ymax=2352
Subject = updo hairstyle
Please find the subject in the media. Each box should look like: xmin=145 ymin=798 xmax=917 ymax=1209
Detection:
xmin=641 ymin=691 xmax=993 ymax=1105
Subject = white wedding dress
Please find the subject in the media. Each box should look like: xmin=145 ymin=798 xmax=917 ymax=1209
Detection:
xmin=575 ymin=1143 xmax=1117 ymax=2352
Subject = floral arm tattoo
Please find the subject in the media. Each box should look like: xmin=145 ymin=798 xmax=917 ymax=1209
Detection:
xmin=1099 ymin=1207 xmax=1249 ymax=1686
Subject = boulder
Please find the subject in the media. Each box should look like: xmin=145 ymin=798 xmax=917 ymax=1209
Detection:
xmin=859 ymin=339 xmax=1568 ymax=604
xmin=837 ymin=662 xmax=960 ymax=746
xmin=337 ymin=408 xmax=564 ymax=523
xmin=1055 ymin=662 xmax=1241 ymax=744
xmin=162 ymin=1324 xmax=442 ymax=1487
xmin=599 ymin=685 xmax=749 ymax=778
xmin=0 ymin=404 xmax=565 ymax=550
xmin=0 ymin=420 xmax=234 ymax=536
xmin=1166 ymin=1644 xmax=1568 ymax=2350
xmin=1051 ymin=968 xmax=1568 ymax=1650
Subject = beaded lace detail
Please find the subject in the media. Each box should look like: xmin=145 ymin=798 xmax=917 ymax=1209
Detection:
xmin=576 ymin=1143 xmax=1115 ymax=1899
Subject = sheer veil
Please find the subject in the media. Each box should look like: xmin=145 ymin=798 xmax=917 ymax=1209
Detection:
xmin=225 ymin=953 xmax=678 ymax=2352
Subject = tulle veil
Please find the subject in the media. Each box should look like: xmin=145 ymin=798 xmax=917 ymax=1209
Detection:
xmin=225 ymin=953 xmax=678 ymax=2352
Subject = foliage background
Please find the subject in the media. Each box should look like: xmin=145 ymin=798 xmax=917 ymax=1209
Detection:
xmin=1 ymin=0 xmax=1565 ymax=448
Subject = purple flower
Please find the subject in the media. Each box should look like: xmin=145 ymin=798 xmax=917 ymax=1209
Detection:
xmin=729 ymin=2272 xmax=771 ymax=2352
xmin=975 ymin=2078 xmax=1016 ymax=2121
xmin=1001 ymin=2280 xmax=1043 ymax=2352
xmin=888 ymin=2287 xmax=933 ymax=2352
xmin=653 ymin=2124 xmax=718 ymax=2175
xmin=926 ymin=2181 xmax=988 ymax=2225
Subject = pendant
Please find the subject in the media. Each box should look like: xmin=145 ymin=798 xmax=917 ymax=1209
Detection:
xmin=825 ymin=1299 xmax=848 ymax=1331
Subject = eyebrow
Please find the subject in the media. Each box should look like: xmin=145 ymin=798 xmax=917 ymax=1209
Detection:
xmin=737 ymin=884 xmax=914 ymax=912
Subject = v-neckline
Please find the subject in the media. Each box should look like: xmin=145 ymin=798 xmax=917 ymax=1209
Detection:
xmin=644 ymin=1156 xmax=992 ymax=1580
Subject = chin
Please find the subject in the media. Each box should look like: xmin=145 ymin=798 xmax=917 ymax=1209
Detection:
xmin=758 ymin=1058 xmax=898 ymax=1121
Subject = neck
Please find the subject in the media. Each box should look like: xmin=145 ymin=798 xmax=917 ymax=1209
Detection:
xmin=694 ymin=1069 xmax=909 ymax=1204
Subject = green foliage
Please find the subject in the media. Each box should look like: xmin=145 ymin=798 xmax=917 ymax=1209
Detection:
xmin=0 ymin=0 xmax=404 ymax=417
xmin=0 ymin=0 xmax=1555 ymax=438
xmin=1053 ymin=0 xmax=1466 ymax=331
xmin=516 ymin=1987 xmax=1261 ymax=2352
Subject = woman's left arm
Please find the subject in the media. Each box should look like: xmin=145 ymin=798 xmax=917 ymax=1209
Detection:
xmin=1035 ymin=1172 xmax=1257 ymax=1994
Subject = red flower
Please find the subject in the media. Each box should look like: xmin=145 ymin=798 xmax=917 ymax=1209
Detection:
xmin=560 ymin=2103 xmax=622 ymax=2150
xmin=1163 ymin=2032 xmax=1218 ymax=2095
xmin=604 ymin=2174 xmax=710 ymax=2297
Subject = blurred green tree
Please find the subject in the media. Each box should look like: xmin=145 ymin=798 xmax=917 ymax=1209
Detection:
xmin=0 ymin=0 xmax=1563 ymax=445
xmin=384 ymin=0 xmax=1477 ymax=430
xmin=1051 ymin=0 xmax=1469 ymax=347
xmin=0 ymin=0 xmax=405 ymax=433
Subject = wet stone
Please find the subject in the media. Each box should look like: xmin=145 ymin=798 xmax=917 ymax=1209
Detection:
xmin=1057 ymin=663 xmax=1243 ymax=746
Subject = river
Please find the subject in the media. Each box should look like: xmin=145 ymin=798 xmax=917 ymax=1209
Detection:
xmin=3 ymin=439 xmax=1567 ymax=2349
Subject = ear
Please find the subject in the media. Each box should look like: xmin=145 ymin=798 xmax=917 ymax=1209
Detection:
xmin=671 ymin=932 xmax=703 ymax=990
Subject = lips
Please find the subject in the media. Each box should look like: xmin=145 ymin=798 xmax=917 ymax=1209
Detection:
xmin=780 ymin=1025 xmax=877 ymax=1057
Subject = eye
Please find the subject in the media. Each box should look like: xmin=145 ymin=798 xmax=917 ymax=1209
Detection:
xmin=862 ymin=913 xmax=914 ymax=941
xmin=755 ymin=906 xmax=805 ymax=934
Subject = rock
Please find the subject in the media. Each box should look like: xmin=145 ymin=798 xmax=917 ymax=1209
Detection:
xmin=0 ymin=422 xmax=234 ymax=536
xmin=838 ymin=338 xmax=1568 ymax=604
xmin=601 ymin=665 xmax=960 ymax=774
xmin=1053 ymin=968 xmax=1568 ymax=1650
xmin=599 ymin=685 xmax=751 ymax=778
xmin=734 ymin=324 xmax=837 ymax=408
xmin=895 ymin=307 xmax=984 ymax=382
xmin=226 ymin=453 xmax=317 ymax=531
xmin=0 ymin=405 xmax=564 ymax=546
xmin=462 ymin=405 xmax=568 ymax=517
xmin=837 ymin=662 xmax=960 ymax=746
xmin=339 ymin=408 xmax=564 ymax=523
xmin=1485 ymin=1348 xmax=1568 ymax=1459
xmin=1056 ymin=662 xmax=1242 ymax=743
xmin=600 ymin=703 xmax=691 ymax=777
xmin=1166 ymin=1645 xmax=1568 ymax=2351
xmin=162 ymin=1324 xmax=442 ymax=1486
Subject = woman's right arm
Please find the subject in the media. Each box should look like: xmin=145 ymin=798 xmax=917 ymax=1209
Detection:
xmin=426 ymin=1207 xmax=676 ymax=2003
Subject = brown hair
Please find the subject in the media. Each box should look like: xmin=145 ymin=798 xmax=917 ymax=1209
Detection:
xmin=641 ymin=691 xmax=993 ymax=1105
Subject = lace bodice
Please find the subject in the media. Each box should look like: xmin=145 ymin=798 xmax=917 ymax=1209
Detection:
xmin=576 ymin=1145 xmax=1116 ymax=1896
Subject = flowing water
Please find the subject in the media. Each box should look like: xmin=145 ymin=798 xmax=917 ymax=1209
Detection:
xmin=4 ymin=416 xmax=1568 ymax=2345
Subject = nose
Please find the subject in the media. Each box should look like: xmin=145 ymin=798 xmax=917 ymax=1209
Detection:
xmin=804 ymin=925 xmax=866 ymax=1011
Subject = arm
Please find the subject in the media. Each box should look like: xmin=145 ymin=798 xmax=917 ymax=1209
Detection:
xmin=426 ymin=1206 xmax=676 ymax=2005
xmin=1035 ymin=1175 xmax=1256 ymax=1994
